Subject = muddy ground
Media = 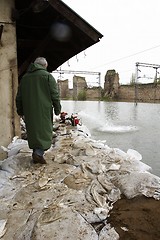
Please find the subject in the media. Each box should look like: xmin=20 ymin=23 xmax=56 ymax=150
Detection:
xmin=108 ymin=195 xmax=160 ymax=240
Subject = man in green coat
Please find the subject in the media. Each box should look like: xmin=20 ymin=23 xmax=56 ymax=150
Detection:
xmin=16 ymin=57 xmax=61 ymax=164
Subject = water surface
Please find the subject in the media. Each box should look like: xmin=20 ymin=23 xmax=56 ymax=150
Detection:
xmin=61 ymin=100 xmax=160 ymax=177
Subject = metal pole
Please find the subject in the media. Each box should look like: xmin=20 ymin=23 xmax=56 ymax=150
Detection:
xmin=135 ymin=63 xmax=138 ymax=105
xmin=154 ymin=67 xmax=158 ymax=102
xmin=98 ymin=72 xmax=101 ymax=101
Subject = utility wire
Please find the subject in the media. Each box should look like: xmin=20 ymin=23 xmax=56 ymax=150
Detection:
xmin=91 ymin=44 xmax=160 ymax=69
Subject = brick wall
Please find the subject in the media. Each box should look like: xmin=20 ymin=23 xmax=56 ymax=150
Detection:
xmin=119 ymin=84 xmax=160 ymax=102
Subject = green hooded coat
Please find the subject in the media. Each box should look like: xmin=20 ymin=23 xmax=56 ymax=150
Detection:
xmin=16 ymin=63 xmax=61 ymax=150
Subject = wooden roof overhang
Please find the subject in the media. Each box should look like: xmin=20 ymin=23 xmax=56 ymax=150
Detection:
xmin=14 ymin=0 xmax=103 ymax=78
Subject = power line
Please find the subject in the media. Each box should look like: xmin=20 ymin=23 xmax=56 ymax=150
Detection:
xmin=53 ymin=69 xmax=100 ymax=75
xmin=91 ymin=44 xmax=160 ymax=69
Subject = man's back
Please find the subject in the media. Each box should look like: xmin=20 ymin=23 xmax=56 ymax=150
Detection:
xmin=16 ymin=59 xmax=61 ymax=156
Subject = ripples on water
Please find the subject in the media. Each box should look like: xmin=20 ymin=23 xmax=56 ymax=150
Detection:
xmin=61 ymin=100 xmax=160 ymax=177
xmin=78 ymin=110 xmax=139 ymax=133
xmin=98 ymin=124 xmax=138 ymax=133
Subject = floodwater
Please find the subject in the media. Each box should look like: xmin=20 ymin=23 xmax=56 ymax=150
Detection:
xmin=61 ymin=100 xmax=160 ymax=177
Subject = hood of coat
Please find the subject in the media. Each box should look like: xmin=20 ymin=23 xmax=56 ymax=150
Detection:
xmin=27 ymin=63 xmax=47 ymax=73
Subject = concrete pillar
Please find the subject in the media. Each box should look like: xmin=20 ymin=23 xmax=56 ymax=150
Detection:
xmin=0 ymin=0 xmax=20 ymax=157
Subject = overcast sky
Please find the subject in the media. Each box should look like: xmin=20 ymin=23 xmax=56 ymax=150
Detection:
xmin=54 ymin=0 xmax=160 ymax=86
